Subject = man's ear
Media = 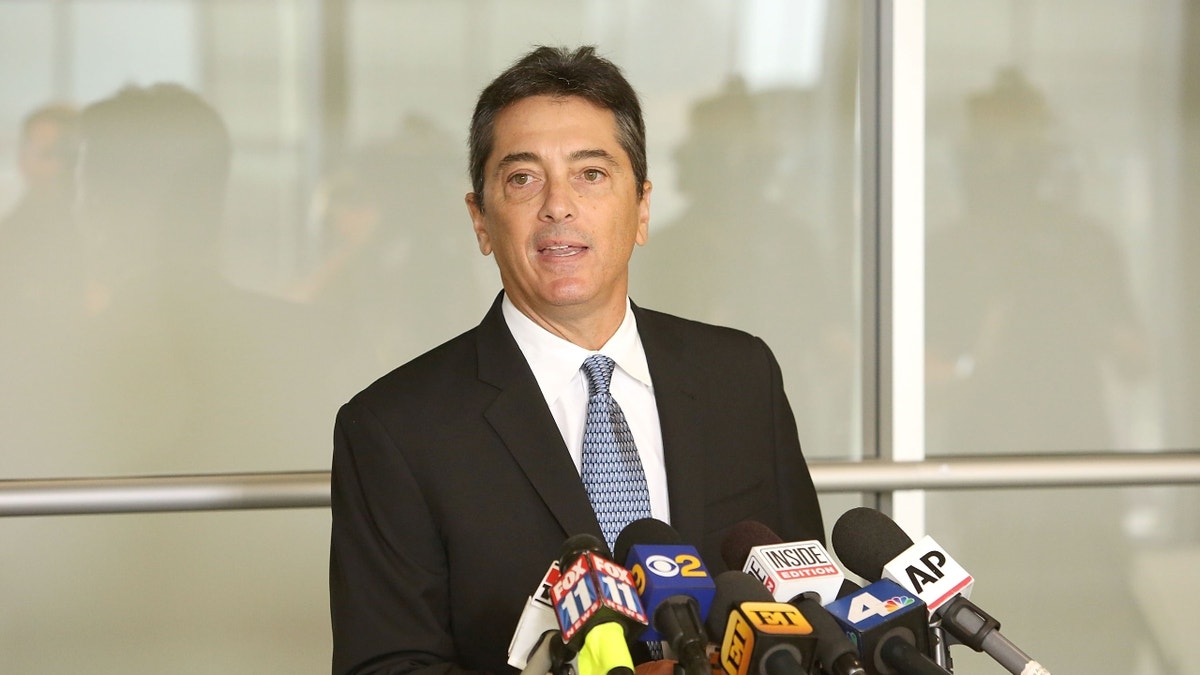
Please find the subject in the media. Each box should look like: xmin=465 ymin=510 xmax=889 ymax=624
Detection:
xmin=465 ymin=192 xmax=492 ymax=255
xmin=635 ymin=181 xmax=652 ymax=246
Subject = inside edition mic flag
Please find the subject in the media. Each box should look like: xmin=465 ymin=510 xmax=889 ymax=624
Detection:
xmin=722 ymin=520 xmax=844 ymax=606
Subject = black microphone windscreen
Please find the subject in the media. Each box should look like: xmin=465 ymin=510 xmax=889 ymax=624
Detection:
xmin=558 ymin=532 xmax=610 ymax=568
xmin=613 ymin=517 xmax=681 ymax=564
xmin=830 ymin=507 xmax=914 ymax=581
xmin=719 ymin=520 xmax=783 ymax=570
xmin=706 ymin=570 xmax=775 ymax=641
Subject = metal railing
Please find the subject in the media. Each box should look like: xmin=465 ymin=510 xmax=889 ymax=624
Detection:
xmin=0 ymin=471 xmax=330 ymax=517
xmin=1 ymin=452 xmax=1197 ymax=517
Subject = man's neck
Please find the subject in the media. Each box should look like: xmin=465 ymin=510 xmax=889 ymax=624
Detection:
xmin=507 ymin=296 xmax=628 ymax=351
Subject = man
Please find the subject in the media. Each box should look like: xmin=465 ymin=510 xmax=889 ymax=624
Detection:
xmin=0 ymin=104 xmax=81 ymax=325
xmin=329 ymin=46 xmax=823 ymax=675
xmin=2 ymin=103 xmax=78 ymax=229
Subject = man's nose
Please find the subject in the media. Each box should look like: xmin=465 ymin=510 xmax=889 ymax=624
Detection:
xmin=538 ymin=174 xmax=575 ymax=223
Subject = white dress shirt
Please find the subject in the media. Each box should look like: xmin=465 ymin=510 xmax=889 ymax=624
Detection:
xmin=501 ymin=295 xmax=670 ymax=525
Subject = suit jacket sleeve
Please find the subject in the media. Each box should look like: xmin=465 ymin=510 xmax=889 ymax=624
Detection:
xmin=762 ymin=336 xmax=824 ymax=545
xmin=330 ymin=398 xmax=472 ymax=675
xmin=333 ymin=396 xmax=458 ymax=672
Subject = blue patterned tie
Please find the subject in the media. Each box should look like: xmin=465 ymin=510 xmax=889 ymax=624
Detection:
xmin=579 ymin=354 xmax=652 ymax=553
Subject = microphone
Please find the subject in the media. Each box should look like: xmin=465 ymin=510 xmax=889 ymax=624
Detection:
xmin=721 ymin=521 xmax=866 ymax=675
xmin=578 ymin=623 xmax=638 ymax=675
xmin=508 ymin=560 xmax=566 ymax=669
xmin=551 ymin=533 xmax=649 ymax=675
xmin=824 ymin=579 xmax=949 ymax=675
xmin=721 ymin=520 xmax=844 ymax=605
xmin=519 ymin=628 xmax=575 ymax=675
xmin=832 ymin=508 xmax=1050 ymax=675
xmin=613 ymin=518 xmax=716 ymax=675
xmin=831 ymin=508 xmax=973 ymax=614
xmin=706 ymin=570 xmax=818 ymax=675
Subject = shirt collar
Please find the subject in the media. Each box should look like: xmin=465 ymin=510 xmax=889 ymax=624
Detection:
xmin=502 ymin=294 xmax=653 ymax=406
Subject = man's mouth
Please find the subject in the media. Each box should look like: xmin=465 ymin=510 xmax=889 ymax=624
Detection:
xmin=539 ymin=244 xmax=587 ymax=257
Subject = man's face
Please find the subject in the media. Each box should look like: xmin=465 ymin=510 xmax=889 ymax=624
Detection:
xmin=466 ymin=95 xmax=651 ymax=327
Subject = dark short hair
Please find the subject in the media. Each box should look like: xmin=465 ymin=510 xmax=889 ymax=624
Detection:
xmin=467 ymin=45 xmax=647 ymax=204
xmin=80 ymin=83 xmax=229 ymax=214
xmin=80 ymin=83 xmax=231 ymax=255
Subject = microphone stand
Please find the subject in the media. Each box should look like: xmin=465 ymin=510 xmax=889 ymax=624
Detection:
xmin=928 ymin=615 xmax=954 ymax=672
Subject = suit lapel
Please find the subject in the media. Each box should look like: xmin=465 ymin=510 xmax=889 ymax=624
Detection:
xmin=633 ymin=305 xmax=708 ymax=547
xmin=475 ymin=293 xmax=602 ymax=541
xmin=472 ymin=295 xmax=709 ymax=547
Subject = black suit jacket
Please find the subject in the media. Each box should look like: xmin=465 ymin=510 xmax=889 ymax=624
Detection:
xmin=330 ymin=294 xmax=823 ymax=675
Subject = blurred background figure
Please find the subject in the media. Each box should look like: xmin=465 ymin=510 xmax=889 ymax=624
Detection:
xmin=1 ymin=102 xmax=78 ymax=228
xmin=924 ymin=67 xmax=1154 ymax=673
xmin=0 ymin=103 xmax=86 ymax=472
xmin=10 ymin=81 xmax=339 ymax=661
xmin=288 ymin=112 xmax=487 ymax=376
xmin=926 ymin=67 xmax=1150 ymax=456
xmin=0 ymin=103 xmax=82 ymax=331
xmin=31 ymin=82 xmax=333 ymax=475
xmin=71 ymin=82 xmax=239 ymax=471
xmin=635 ymin=77 xmax=822 ymax=324
xmin=632 ymin=77 xmax=847 ymax=459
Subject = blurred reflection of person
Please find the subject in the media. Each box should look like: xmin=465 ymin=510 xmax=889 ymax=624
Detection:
xmin=1 ymin=103 xmax=79 ymax=232
xmin=0 ymin=103 xmax=83 ymax=333
xmin=70 ymin=82 xmax=330 ymax=472
xmin=925 ymin=67 xmax=1151 ymax=674
xmin=0 ymin=103 xmax=88 ymax=473
xmin=289 ymin=113 xmax=487 ymax=375
xmin=926 ymin=67 xmax=1148 ymax=456
xmin=27 ymin=81 xmax=335 ymax=662
xmin=631 ymin=78 xmax=838 ymax=454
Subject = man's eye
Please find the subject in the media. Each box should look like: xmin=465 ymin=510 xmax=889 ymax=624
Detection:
xmin=582 ymin=169 xmax=604 ymax=182
xmin=509 ymin=173 xmax=532 ymax=186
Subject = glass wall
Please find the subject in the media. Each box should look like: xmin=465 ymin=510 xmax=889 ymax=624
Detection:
xmin=926 ymin=1 xmax=1200 ymax=672
xmin=8 ymin=0 xmax=1195 ymax=672
xmin=0 ymin=0 xmax=862 ymax=670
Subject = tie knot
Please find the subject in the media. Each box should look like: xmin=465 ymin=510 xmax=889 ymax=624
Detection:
xmin=581 ymin=354 xmax=616 ymax=396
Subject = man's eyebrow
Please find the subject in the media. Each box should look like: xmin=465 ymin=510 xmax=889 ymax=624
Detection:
xmin=495 ymin=151 xmax=539 ymax=171
xmin=494 ymin=148 xmax=621 ymax=174
xmin=570 ymin=148 xmax=620 ymax=165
